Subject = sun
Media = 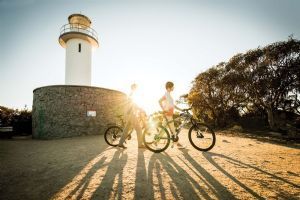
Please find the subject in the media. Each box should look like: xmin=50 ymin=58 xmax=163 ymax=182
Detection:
xmin=129 ymin=84 xmax=161 ymax=115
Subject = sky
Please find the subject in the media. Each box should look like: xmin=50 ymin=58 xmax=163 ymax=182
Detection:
xmin=0 ymin=0 xmax=300 ymax=114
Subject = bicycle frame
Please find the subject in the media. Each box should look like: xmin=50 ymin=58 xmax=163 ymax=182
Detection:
xmin=161 ymin=109 xmax=197 ymax=139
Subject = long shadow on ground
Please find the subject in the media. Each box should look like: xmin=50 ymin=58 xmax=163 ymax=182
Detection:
xmin=133 ymin=150 xmax=235 ymax=200
xmin=202 ymin=151 xmax=300 ymax=199
xmin=0 ymin=137 xmax=109 ymax=200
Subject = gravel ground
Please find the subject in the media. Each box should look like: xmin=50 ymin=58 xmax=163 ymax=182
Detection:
xmin=0 ymin=130 xmax=299 ymax=200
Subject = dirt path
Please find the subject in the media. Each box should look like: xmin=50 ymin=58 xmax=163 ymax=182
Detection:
xmin=0 ymin=130 xmax=299 ymax=200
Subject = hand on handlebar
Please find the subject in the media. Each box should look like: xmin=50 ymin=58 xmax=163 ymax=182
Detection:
xmin=181 ymin=107 xmax=192 ymax=112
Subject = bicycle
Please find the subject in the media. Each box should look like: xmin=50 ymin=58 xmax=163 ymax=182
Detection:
xmin=104 ymin=111 xmax=147 ymax=147
xmin=143 ymin=107 xmax=216 ymax=153
xmin=104 ymin=115 xmax=133 ymax=147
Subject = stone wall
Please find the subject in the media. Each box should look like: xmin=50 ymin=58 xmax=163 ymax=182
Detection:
xmin=32 ymin=85 xmax=127 ymax=139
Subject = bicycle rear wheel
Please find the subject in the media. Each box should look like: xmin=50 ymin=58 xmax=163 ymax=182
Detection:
xmin=143 ymin=125 xmax=170 ymax=153
xmin=104 ymin=125 xmax=123 ymax=146
xmin=188 ymin=123 xmax=216 ymax=151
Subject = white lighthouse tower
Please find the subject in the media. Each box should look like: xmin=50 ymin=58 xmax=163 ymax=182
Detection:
xmin=59 ymin=14 xmax=99 ymax=86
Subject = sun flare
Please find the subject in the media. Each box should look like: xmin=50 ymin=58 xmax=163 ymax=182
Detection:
xmin=120 ymin=73 xmax=185 ymax=115
xmin=129 ymin=86 xmax=160 ymax=115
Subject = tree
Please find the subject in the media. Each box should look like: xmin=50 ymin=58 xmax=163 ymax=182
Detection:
xmin=189 ymin=62 xmax=244 ymax=127
xmin=0 ymin=106 xmax=16 ymax=126
xmin=190 ymin=37 xmax=300 ymax=130
xmin=230 ymin=38 xmax=300 ymax=130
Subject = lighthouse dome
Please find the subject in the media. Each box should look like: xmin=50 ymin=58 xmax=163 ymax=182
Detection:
xmin=68 ymin=14 xmax=92 ymax=27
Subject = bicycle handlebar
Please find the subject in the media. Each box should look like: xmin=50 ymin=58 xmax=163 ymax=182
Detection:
xmin=158 ymin=107 xmax=191 ymax=116
xmin=181 ymin=108 xmax=192 ymax=112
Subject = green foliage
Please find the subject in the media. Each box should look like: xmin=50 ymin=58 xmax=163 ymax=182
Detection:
xmin=190 ymin=37 xmax=300 ymax=131
xmin=0 ymin=106 xmax=16 ymax=126
xmin=12 ymin=109 xmax=32 ymax=135
xmin=0 ymin=105 xmax=32 ymax=135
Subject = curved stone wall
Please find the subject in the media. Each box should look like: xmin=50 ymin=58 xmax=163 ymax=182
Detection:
xmin=32 ymin=85 xmax=126 ymax=139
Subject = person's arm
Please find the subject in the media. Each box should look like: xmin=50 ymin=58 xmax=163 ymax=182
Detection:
xmin=158 ymin=96 xmax=165 ymax=110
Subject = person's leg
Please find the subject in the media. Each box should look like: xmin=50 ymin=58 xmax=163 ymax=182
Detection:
xmin=118 ymin=118 xmax=132 ymax=147
xmin=133 ymin=117 xmax=143 ymax=147
xmin=166 ymin=115 xmax=176 ymax=134
xmin=166 ymin=115 xmax=185 ymax=148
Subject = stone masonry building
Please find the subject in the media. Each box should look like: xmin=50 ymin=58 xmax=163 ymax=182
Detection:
xmin=32 ymin=85 xmax=126 ymax=139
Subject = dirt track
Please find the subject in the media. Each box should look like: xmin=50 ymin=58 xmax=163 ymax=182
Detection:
xmin=0 ymin=130 xmax=299 ymax=200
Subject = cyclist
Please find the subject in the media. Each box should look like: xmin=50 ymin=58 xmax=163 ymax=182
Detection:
xmin=159 ymin=81 xmax=186 ymax=149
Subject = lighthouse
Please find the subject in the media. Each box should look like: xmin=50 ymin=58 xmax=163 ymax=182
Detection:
xmin=59 ymin=14 xmax=99 ymax=86
xmin=32 ymin=13 xmax=126 ymax=139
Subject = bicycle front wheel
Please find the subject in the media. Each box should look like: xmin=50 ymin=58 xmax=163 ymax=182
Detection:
xmin=104 ymin=125 xmax=123 ymax=146
xmin=143 ymin=125 xmax=170 ymax=153
xmin=188 ymin=123 xmax=216 ymax=151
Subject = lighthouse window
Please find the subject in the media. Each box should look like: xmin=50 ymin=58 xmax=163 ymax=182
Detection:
xmin=78 ymin=43 xmax=81 ymax=52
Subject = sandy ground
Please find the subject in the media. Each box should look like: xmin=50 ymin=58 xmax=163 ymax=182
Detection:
xmin=0 ymin=130 xmax=299 ymax=200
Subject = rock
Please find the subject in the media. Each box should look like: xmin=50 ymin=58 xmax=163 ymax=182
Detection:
xmin=268 ymin=131 xmax=282 ymax=137
xmin=285 ymin=123 xmax=300 ymax=138
xmin=229 ymin=125 xmax=243 ymax=132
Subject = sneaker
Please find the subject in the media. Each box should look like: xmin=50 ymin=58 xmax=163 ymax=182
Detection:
xmin=118 ymin=144 xmax=127 ymax=149
xmin=177 ymin=142 xmax=186 ymax=149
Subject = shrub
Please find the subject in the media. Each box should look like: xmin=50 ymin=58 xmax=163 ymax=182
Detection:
xmin=0 ymin=106 xmax=32 ymax=135
xmin=12 ymin=109 xmax=32 ymax=135
xmin=0 ymin=106 xmax=15 ymax=126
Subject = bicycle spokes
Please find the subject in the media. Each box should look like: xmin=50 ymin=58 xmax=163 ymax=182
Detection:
xmin=143 ymin=125 xmax=170 ymax=153
xmin=105 ymin=126 xmax=123 ymax=146
xmin=196 ymin=129 xmax=205 ymax=138
xmin=189 ymin=123 xmax=216 ymax=151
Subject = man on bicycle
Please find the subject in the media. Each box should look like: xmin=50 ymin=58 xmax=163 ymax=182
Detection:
xmin=159 ymin=81 xmax=186 ymax=149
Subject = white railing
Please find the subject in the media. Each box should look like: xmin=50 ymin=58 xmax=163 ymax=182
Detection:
xmin=60 ymin=23 xmax=98 ymax=41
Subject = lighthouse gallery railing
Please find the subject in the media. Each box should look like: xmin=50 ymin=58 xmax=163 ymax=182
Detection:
xmin=60 ymin=23 xmax=98 ymax=41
